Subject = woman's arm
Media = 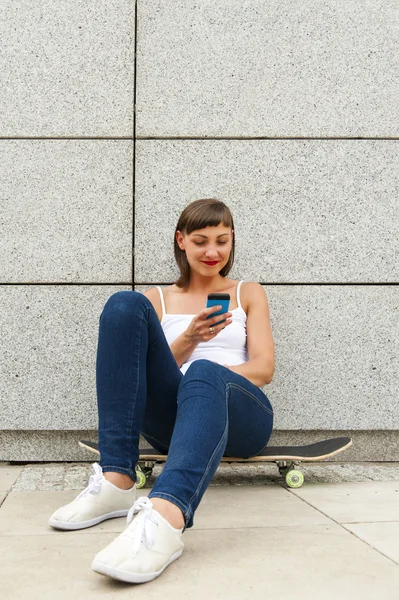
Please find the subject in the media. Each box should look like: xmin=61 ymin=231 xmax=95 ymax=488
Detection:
xmin=169 ymin=332 xmax=199 ymax=368
xmin=225 ymin=283 xmax=275 ymax=387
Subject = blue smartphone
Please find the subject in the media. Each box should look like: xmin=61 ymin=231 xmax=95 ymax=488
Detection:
xmin=206 ymin=293 xmax=230 ymax=326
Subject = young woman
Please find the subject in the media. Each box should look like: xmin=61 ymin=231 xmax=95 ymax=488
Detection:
xmin=49 ymin=198 xmax=275 ymax=584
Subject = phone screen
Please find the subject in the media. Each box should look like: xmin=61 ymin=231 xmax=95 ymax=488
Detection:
xmin=206 ymin=293 xmax=230 ymax=326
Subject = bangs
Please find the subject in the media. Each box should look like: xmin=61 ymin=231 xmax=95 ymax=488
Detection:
xmin=183 ymin=201 xmax=233 ymax=234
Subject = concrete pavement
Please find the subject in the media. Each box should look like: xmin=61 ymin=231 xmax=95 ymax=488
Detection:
xmin=1 ymin=461 xmax=399 ymax=599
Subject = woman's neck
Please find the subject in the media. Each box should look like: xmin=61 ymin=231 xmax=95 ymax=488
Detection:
xmin=182 ymin=274 xmax=230 ymax=295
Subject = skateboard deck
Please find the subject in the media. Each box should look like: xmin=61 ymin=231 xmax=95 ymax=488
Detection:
xmin=79 ymin=436 xmax=352 ymax=489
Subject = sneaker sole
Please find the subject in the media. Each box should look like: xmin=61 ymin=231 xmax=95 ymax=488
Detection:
xmin=91 ymin=549 xmax=183 ymax=583
xmin=48 ymin=509 xmax=129 ymax=531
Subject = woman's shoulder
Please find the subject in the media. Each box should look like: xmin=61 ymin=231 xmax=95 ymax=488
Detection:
xmin=142 ymin=285 xmax=182 ymax=319
xmin=142 ymin=286 xmax=163 ymax=320
xmin=240 ymin=282 xmax=268 ymax=313
xmin=240 ymin=281 xmax=264 ymax=293
xmin=145 ymin=284 xmax=181 ymax=295
xmin=142 ymin=286 xmax=161 ymax=299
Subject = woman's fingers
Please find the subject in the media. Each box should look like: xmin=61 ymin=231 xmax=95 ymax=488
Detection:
xmin=205 ymin=319 xmax=232 ymax=338
xmin=203 ymin=305 xmax=223 ymax=317
xmin=201 ymin=306 xmax=232 ymax=323
xmin=211 ymin=312 xmax=232 ymax=325
xmin=188 ymin=307 xmax=233 ymax=343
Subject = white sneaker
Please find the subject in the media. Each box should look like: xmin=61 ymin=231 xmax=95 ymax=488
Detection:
xmin=91 ymin=496 xmax=184 ymax=583
xmin=48 ymin=463 xmax=136 ymax=530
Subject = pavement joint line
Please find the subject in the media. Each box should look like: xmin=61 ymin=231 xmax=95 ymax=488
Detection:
xmin=0 ymin=522 xmax=372 ymax=538
xmin=340 ymin=523 xmax=399 ymax=567
xmin=339 ymin=520 xmax=399 ymax=525
xmin=285 ymin=486 xmax=399 ymax=568
xmin=9 ymin=464 xmax=27 ymax=490
xmin=0 ymin=492 xmax=9 ymax=508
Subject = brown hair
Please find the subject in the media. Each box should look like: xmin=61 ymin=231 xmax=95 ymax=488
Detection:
xmin=174 ymin=198 xmax=235 ymax=288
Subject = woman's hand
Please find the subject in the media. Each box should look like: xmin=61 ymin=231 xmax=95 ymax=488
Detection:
xmin=185 ymin=305 xmax=233 ymax=344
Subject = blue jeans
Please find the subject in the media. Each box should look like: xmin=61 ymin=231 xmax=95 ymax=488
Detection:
xmin=96 ymin=291 xmax=273 ymax=529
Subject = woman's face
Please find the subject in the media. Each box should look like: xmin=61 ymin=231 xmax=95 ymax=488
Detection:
xmin=177 ymin=223 xmax=233 ymax=274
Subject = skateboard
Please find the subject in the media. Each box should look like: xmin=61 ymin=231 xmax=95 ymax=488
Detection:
xmin=79 ymin=436 xmax=352 ymax=489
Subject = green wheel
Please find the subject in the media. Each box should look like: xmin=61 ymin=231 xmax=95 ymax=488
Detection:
xmin=285 ymin=469 xmax=304 ymax=489
xmin=135 ymin=466 xmax=147 ymax=489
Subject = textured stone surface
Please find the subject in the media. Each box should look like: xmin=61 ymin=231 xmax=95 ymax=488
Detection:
xmin=137 ymin=0 xmax=399 ymax=137
xmin=136 ymin=284 xmax=399 ymax=430
xmin=266 ymin=286 xmax=398 ymax=429
xmin=135 ymin=140 xmax=398 ymax=283
xmin=0 ymin=431 xmax=152 ymax=462
xmin=0 ymin=0 xmax=134 ymax=136
xmin=0 ymin=286 xmax=130 ymax=430
xmin=0 ymin=141 xmax=133 ymax=282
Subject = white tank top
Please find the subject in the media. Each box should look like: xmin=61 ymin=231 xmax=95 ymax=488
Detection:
xmin=157 ymin=281 xmax=249 ymax=375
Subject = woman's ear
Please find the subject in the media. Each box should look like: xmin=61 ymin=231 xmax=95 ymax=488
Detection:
xmin=176 ymin=230 xmax=185 ymax=250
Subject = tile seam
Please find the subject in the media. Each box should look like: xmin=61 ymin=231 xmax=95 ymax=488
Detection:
xmin=286 ymin=486 xmax=399 ymax=567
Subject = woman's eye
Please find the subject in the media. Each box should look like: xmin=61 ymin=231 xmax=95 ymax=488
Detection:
xmin=194 ymin=242 xmax=227 ymax=246
xmin=194 ymin=242 xmax=205 ymax=246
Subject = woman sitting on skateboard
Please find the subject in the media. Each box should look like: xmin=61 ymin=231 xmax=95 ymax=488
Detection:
xmin=49 ymin=198 xmax=275 ymax=584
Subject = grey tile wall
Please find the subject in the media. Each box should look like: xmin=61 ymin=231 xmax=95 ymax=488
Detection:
xmin=0 ymin=141 xmax=133 ymax=282
xmin=266 ymin=285 xmax=398 ymax=430
xmin=0 ymin=0 xmax=135 ymax=136
xmin=134 ymin=140 xmax=398 ymax=283
xmin=0 ymin=286 xmax=130 ymax=430
xmin=137 ymin=0 xmax=399 ymax=137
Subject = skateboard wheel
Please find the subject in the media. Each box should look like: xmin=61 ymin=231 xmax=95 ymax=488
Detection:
xmin=285 ymin=469 xmax=304 ymax=489
xmin=135 ymin=466 xmax=147 ymax=489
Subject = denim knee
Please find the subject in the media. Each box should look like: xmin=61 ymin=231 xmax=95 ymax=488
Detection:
xmin=178 ymin=360 xmax=224 ymax=400
xmin=100 ymin=290 xmax=150 ymax=321
xmin=183 ymin=359 xmax=219 ymax=377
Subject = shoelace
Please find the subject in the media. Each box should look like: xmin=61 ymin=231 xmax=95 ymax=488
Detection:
xmin=126 ymin=497 xmax=159 ymax=555
xmin=76 ymin=463 xmax=103 ymax=499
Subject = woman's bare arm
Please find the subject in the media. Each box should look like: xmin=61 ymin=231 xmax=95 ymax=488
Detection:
xmin=225 ymin=283 xmax=275 ymax=387
xmin=169 ymin=332 xmax=199 ymax=368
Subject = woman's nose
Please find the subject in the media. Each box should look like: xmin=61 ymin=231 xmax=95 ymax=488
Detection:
xmin=205 ymin=250 xmax=219 ymax=258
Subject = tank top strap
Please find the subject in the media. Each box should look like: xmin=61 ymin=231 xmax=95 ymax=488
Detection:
xmin=236 ymin=280 xmax=244 ymax=309
xmin=156 ymin=286 xmax=166 ymax=318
